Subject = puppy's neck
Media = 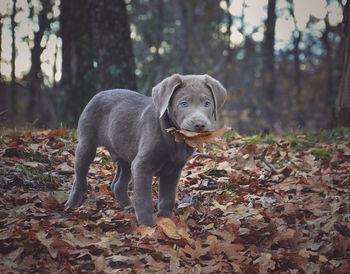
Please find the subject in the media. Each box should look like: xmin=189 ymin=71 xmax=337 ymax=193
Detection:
xmin=163 ymin=111 xmax=179 ymax=130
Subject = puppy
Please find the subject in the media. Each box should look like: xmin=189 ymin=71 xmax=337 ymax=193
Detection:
xmin=65 ymin=74 xmax=227 ymax=226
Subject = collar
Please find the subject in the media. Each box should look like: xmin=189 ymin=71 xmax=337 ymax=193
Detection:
xmin=165 ymin=111 xmax=178 ymax=129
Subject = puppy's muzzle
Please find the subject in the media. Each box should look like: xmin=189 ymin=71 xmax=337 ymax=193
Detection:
xmin=193 ymin=120 xmax=207 ymax=132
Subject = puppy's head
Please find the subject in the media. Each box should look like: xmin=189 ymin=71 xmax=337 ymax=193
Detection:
xmin=152 ymin=74 xmax=227 ymax=132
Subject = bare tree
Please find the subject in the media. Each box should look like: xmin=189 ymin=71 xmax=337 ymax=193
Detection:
xmin=261 ymin=0 xmax=276 ymax=130
xmin=177 ymin=0 xmax=192 ymax=74
xmin=288 ymin=0 xmax=304 ymax=126
xmin=263 ymin=0 xmax=276 ymax=102
xmin=89 ymin=0 xmax=137 ymax=91
xmin=59 ymin=0 xmax=96 ymax=126
xmin=0 ymin=14 xmax=3 ymax=77
xmin=335 ymin=0 xmax=350 ymax=126
xmin=9 ymin=0 xmax=17 ymax=117
xmin=59 ymin=0 xmax=137 ymax=126
xmin=27 ymin=0 xmax=53 ymax=123
xmin=223 ymin=0 xmax=234 ymax=88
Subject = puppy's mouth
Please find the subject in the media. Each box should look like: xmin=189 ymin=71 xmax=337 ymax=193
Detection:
xmin=181 ymin=124 xmax=212 ymax=133
xmin=193 ymin=128 xmax=209 ymax=133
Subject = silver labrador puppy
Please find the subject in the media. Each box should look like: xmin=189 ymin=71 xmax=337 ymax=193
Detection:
xmin=65 ymin=74 xmax=227 ymax=226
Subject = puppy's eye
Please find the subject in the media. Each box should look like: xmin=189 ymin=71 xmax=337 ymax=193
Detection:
xmin=204 ymin=101 xmax=211 ymax=107
xmin=180 ymin=101 xmax=189 ymax=108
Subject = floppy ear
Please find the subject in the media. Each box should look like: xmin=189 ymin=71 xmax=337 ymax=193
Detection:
xmin=204 ymin=74 xmax=227 ymax=120
xmin=152 ymin=74 xmax=183 ymax=118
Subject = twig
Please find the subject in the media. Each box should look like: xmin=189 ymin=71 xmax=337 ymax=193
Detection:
xmin=57 ymin=170 xmax=74 ymax=175
xmin=0 ymin=110 xmax=7 ymax=117
xmin=254 ymin=148 xmax=281 ymax=174
xmin=195 ymin=174 xmax=219 ymax=190
xmin=199 ymin=174 xmax=218 ymax=184
xmin=192 ymin=153 xmax=226 ymax=160
xmin=57 ymin=170 xmax=100 ymax=176
xmin=198 ymin=197 xmax=212 ymax=224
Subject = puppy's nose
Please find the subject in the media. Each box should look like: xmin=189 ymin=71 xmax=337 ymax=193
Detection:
xmin=194 ymin=121 xmax=206 ymax=132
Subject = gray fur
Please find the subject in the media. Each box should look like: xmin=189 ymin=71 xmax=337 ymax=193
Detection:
xmin=65 ymin=74 xmax=227 ymax=226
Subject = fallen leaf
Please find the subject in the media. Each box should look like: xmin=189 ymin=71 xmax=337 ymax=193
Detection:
xmin=138 ymin=225 xmax=157 ymax=239
xmin=1 ymin=127 xmax=350 ymax=273
xmin=52 ymin=191 xmax=69 ymax=204
xmin=23 ymin=161 xmax=41 ymax=168
xmin=101 ymin=168 xmax=111 ymax=177
xmin=36 ymin=230 xmax=57 ymax=258
xmin=157 ymin=217 xmax=191 ymax=242
xmin=99 ymin=184 xmax=110 ymax=194
xmin=253 ymin=253 xmax=275 ymax=273
xmin=106 ymin=255 xmax=131 ymax=263
xmin=56 ymin=162 xmax=74 ymax=172
xmin=166 ymin=125 xmax=231 ymax=152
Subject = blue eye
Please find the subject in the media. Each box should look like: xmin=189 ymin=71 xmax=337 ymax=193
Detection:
xmin=180 ymin=102 xmax=189 ymax=108
xmin=204 ymin=101 xmax=211 ymax=107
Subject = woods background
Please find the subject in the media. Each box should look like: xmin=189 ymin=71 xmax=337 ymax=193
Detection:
xmin=0 ymin=0 xmax=349 ymax=133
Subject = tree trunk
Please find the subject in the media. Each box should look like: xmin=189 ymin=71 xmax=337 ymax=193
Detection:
xmin=261 ymin=0 xmax=276 ymax=131
xmin=59 ymin=0 xmax=96 ymax=126
xmin=0 ymin=15 xmax=3 ymax=77
xmin=293 ymin=31 xmax=301 ymax=103
xmin=292 ymin=29 xmax=305 ymax=127
xmin=223 ymin=0 xmax=234 ymax=88
xmin=10 ymin=0 xmax=17 ymax=117
xmin=59 ymin=1 xmax=137 ymax=126
xmin=334 ymin=0 xmax=350 ymax=126
xmin=322 ymin=16 xmax=337 ymax=106
xmin=27 ymin=0 xmax=52 ymax=123
xmin=89 ymin=0 xmax=137 ymax=91
xmin=263 ymin=0 xmax=276 ymax=102
xmin=177 ymin=0 xmax=192 ymax=74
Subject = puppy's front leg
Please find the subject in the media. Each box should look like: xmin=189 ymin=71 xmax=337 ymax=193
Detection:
xmin=158 ymin=169 xmax=181 ymax=218
xmin=131 ymin=161 xmax=155 ymax=226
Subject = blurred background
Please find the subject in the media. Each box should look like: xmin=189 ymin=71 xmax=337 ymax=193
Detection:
xmin=0 ymin=0 xmax=349 ymax=133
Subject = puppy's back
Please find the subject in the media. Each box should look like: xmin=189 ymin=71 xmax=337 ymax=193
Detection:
xmin=77 ymin=89 xmax=152 ymax=155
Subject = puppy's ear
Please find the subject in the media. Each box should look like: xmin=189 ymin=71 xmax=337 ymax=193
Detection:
xmin=204 ymin=74 xmax=227 ymax=120
xmin=152 ymin=74 xmax=182 ymax=118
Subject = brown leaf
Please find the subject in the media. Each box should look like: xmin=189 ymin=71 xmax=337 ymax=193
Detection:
xmin=56 ymin=162 xmax=74 ymax=172
xmin=137 ymin=225 xmax=157 ymax=239
xmin=23 ymin=161 xmax=41 ymax=168
xmin=100 ymin=168 xmax=111 ymax=177
xmin=47 ymin=129 xmax=68 ymax=138
xmin=99 ymin=184 xmax=110 ymax=194
xmin=50 ymin=239 xmax=74 ymax=249
xmin=157 ymin=217 xmax=191 ymax=242
xmin=165 ymin=125 xmax=231 ymax=152
xmin=253 ymin=253 xmax=275 ymax=273
xmin=36 ymin=230 xmax=57 ymax=258
xmin=6 ymin=247 xmax=24 ymax=262
xmin=42 ymin=192 xmax=64 ymax=210
xmin=157 ymin=217 xmax=182 ymax=239
xmin=183 ymin=238 xmax=214 ymax=260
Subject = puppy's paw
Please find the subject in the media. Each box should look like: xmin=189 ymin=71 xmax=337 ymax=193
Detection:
xmin=136 ymin=214 xmax=155 ymax=227
xmin=158 ymin=210 xmax=172 ymax=218
xmin=65 ymin=190 xmax=85 ymax=208
xmin=117 ymin=197 xmax=132 ymax=209
xmin=114 ymin=192 xmax=132 ymax=209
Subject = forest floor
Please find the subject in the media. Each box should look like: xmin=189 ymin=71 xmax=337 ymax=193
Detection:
xmin=0 ymin=127 xmax=350 ymax=273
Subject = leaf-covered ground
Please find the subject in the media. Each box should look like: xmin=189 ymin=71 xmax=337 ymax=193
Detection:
xmin=0 ymin=127 xmax=350 ymax=273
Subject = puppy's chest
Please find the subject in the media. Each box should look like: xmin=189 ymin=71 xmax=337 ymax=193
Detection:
xmin=155 ymin=145 xmax=194 ymax=176
xmin=170 ymin=143 xmax=195 ymax=163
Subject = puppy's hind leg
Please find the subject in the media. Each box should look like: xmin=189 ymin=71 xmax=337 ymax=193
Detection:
xmin=110 ymin=163 xmax=120 ymax=191
xmin=112 ymin=161 xmax=132 ymax=208
xmin=65 ymin=139 xmax=96 ymax=208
